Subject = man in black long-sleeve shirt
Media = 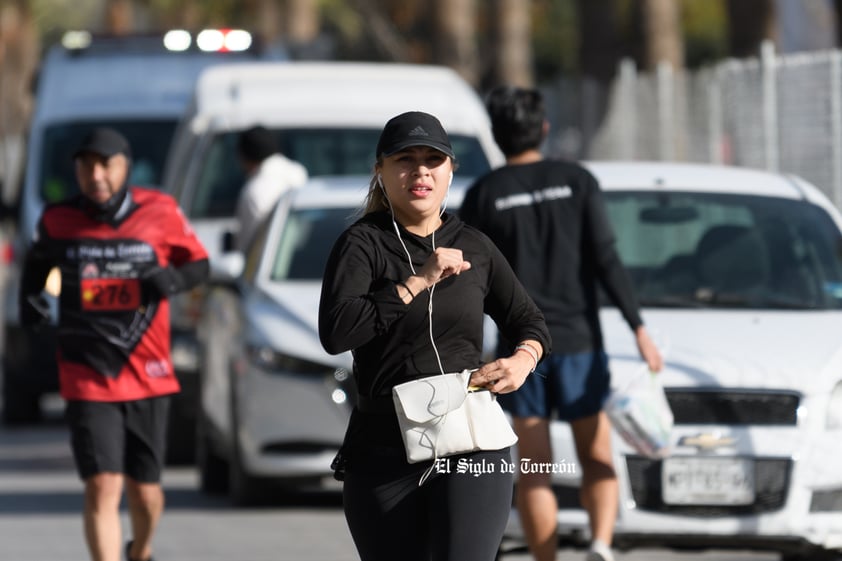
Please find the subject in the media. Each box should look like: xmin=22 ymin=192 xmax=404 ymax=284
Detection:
xmin=460 ymin=87 xmax=663 ymax=561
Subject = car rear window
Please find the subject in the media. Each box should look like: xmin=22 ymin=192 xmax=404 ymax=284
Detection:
xmin=187 ymin=128 xmax=490 ymax=219
xmin=604 ymin=191 xmax=842 ymax=309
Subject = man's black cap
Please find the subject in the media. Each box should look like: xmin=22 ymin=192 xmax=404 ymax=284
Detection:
xmin=73 ymin=127 xmax=132 ymax=160
xmin=376 ymin=111 xmax=455 ymax=159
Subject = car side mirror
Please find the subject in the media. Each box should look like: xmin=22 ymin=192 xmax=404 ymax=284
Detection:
xmin=210 ymin=251 xmax=245 ymax=284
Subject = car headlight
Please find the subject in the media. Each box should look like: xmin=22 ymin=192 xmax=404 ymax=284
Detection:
xmin=827 ymin=381 xmax=842 ymax=429
xmin=245 ymin=344 xmax=331 ymax=376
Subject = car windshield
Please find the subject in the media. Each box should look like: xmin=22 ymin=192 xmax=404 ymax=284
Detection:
xmin=188 ymin=129 xmax=490 ymax=219
xmin=604 ymin=191 xmax=842 ymax=310
xmin=270 ymin=206 xmax=357 ymax=281
xmin=39 ymin=120 xmax=177 ymax=203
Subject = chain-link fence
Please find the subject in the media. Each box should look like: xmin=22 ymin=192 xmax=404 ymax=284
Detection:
xmin=550 ymin=41 xmax=842 ymax=210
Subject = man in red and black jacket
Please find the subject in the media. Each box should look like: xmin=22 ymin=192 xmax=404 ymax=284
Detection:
xmin=19 ymin=127 xmax=208 ymax=561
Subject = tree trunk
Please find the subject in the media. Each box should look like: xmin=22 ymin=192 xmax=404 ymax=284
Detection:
xmin=246 ymin=0 xmax=280 ymax=54
xmin=641 ymin=0 xmax=684 ymax=70
xmin=170 ymin=0 xmax=202 ymax=30
xmin=576 ymin=0 xmax=621 ymax=82
xmin=489 ymin=0 xmax=533 ymax=87
xmin=726 ymin=0 xmax=775 ymax=58
xmin=286 ymin=0 xmax=319 ymax=43
xmin=432 ymin=0 xmax=479 ymax=86
xmin=835 ymin=0 xmax=842 ymax=46
xmin=0 ymin=0 xmax=38 ymax=203
xmin=106 ymin=0 xmax=135 ymax=34
xmin=574 ymin=0 xmax=621 ymax=161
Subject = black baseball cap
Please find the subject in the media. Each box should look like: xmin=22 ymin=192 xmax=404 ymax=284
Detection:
xmin=73 ymin=127 xmax=132 ymax=160
xmin=376 ymin=111 xmax=455 ymax=159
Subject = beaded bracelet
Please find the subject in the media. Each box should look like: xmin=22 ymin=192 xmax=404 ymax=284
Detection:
xmin=515 ymin=343 xmax=539 ymax=372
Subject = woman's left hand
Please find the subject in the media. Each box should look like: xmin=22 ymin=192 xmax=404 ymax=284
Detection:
xmin=469 ymin=353 xmax=534 ymax=394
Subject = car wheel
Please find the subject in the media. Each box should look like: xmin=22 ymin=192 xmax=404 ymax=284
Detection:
xmin=228 ymin=389 xmax=266 ymax=506
xmin=165 ymin=375 xmax=197 ymax=465
xmin=228 ymin=434 xmax=265 ymax=506
xmin=196 ymin=413 xmax=228 ymax=494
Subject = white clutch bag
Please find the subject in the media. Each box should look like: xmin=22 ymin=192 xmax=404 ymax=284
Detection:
xmin=392 ymin=369 xmax=518 ymax=464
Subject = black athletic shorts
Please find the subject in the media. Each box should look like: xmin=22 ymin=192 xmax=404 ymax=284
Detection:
xmin=65 ymin=396 xmax=171 ymax=482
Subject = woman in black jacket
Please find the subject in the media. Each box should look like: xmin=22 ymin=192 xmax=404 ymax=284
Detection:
xmin=319 ymin=111 xmax=551 ymax=561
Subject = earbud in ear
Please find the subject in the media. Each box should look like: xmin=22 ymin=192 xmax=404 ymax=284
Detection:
xmin=449 ymin=171 xmax=454 ymax=186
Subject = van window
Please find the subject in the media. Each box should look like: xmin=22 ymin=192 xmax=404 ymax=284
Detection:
xmin=40 ymin=120 xmax=176 ymax=203
xmin=187 ymin=128 xmax=490 ymax=219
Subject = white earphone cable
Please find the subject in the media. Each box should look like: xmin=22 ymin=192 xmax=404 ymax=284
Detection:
xmin=380 ymin=177 xmax=446 ymax=375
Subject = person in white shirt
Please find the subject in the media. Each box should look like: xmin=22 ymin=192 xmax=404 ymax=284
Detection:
xmin=235 ymin=125 xmax=308 ymax=252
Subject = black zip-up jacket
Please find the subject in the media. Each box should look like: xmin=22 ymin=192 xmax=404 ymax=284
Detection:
xmin=319 ymin=210 xmax=550 ymax=452
xmin=461 ymin=160 xmax=643 ymax=354
xmin=319 ymin=210 xmax=550 ymax=398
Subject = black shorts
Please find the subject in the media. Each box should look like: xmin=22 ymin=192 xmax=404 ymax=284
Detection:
xmin=65 ymin=396 xmax=171 ymax=482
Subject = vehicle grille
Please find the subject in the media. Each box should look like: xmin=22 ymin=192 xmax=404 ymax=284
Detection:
xmin=625 ymin=456 xmax=791 ymax=517
xmin=666 ymin=389 xmax=799 ymax=425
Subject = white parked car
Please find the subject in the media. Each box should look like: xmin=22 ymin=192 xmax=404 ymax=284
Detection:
xmin=196 ymin=175 xmax=482 ymax=504
xmin=501 ymin=162 xmax=842 ymax=560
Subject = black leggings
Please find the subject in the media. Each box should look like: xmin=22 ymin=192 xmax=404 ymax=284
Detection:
xmin=343 ymin=446 xmax=513 ymax=561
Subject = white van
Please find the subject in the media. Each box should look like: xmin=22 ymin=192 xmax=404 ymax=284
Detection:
xmin=162 ymin=61 xmax=504 ymax=266
xmin=1 ymin=31 xmax=268 ymax=457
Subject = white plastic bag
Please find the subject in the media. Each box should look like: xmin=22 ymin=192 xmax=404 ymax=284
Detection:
xmin=605 ymin=367 xmax=673 ymax=459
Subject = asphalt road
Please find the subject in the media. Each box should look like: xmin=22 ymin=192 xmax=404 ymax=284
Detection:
xmin=0 ymin=416 xmax=783 ymax=561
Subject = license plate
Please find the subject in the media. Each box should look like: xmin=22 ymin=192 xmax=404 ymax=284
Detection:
xmin=662 ymin=457 xmax=755 ymax=505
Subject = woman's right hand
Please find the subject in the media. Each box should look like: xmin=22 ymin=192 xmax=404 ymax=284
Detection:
xmin=410 ymin=247 xmax=471 ymax=291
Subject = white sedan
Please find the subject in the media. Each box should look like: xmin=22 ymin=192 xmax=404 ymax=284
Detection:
xmin=505 ymin=162 xmax=842 ymax=560
xmin=194 ymin=175 xmax=479 ymax=505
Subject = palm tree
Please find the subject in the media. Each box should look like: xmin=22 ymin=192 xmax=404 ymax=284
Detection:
xmin=432 ymin=0 xmax=480 ymax=85
xmin=285 ymin=0 xmax=319 ymax=46
xmin=0 ymin=0 xmax=38 ymax=203
xmin=489 ymin=0 xmax=533 ymax=87
xmin=105 ymin=0 xmax=131 ymax=32
xmin=640 ymin=0 xmax=684 ymax=69
xmin=577 ymin=0 xmax=622 ymax=82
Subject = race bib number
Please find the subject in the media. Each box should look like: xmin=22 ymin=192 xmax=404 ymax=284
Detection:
xmin=80 ymin=278 xmax=141 ymax=311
